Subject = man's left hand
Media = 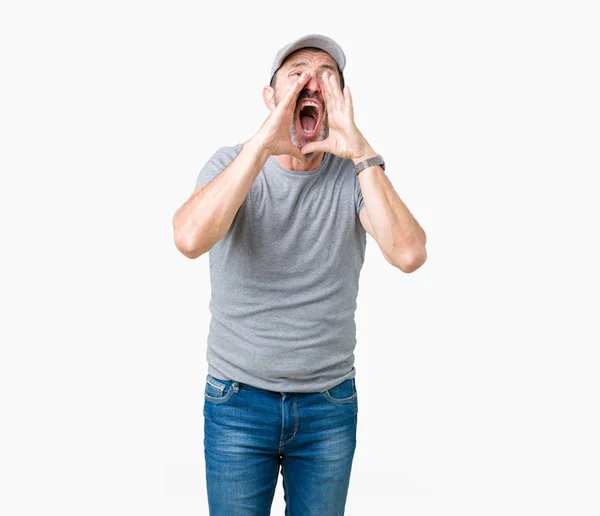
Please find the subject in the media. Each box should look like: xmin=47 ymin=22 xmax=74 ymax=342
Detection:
xmin=300 ymin=71 xmax=375 ymax=162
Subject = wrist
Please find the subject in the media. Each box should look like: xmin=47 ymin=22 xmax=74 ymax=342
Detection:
xmin=352 ymin=147 xmax=378 ymax=165
xmin=246 ymin=134 xmax=272 ymax=161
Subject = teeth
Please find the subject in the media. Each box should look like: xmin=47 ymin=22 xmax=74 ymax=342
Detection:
xmin=300 ymin=100 xmax=319 ymax=109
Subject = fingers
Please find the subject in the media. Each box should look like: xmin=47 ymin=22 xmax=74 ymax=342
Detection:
xmin=327 ymin=72 xmax=344 ymax=111
xmin=344 ymin=85 xmax=354 ymax=117
xmin=320 ymin=71 xmax=343 ymax=113
xmin=289 ymin=145 xmax=306 ymax=161
xmin=327 ymin=72 xmax=340 ymax=111
xmin=280 ymin=140 xmax=306 ymax=161
xmin=301 ymin=138 xmax=330 ymax=155
xmin=280 ymin=71 xmax=311 ymax=109
xmin=319 ymin=71 xmax=333 ymax=112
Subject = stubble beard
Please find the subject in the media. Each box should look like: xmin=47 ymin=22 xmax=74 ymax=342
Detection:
xmin=289 ymin=109 xmax=329 ymax=161
xmin=274 ymin=89 xmax=329 ymax=161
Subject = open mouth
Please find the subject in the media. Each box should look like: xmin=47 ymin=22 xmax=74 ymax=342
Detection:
xmin=296 ymin=98 xmax=322 ymax=138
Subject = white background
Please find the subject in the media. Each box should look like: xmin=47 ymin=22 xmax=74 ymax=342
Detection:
xmin=1 ymin=0 xmax=599 ymax=514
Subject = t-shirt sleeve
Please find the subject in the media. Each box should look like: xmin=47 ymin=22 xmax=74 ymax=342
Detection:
xmin=354 ymin=172 xmax=365 ymax=215
xmin=194 ymin=144 xmax=243 ymax=190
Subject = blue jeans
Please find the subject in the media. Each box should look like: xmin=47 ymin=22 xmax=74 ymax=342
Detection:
xmin=203 ymin=373 xmax=358 ymax=515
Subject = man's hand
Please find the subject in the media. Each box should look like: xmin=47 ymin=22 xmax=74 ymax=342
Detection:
xmin=300 ymin=71 xmax=373 ymax=161
xmin=253 ymin=71 xmax=312 ymax=162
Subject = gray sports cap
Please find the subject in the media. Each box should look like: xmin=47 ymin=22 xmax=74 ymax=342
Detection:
xmin=269 ymin=33 xmax=346 ymax=89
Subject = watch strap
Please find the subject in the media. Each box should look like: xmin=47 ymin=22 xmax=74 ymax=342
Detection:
xmin=354 ymin=154 xmax=385 ymax=174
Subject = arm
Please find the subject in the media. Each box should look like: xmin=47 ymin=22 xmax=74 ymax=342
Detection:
xmin=355 ymin=149 xmax=427 ymax=273
xmin=172 ymin=138 xmax=270 ymax=259
xmin=299 ymin=70 xmax=427 ymax=273
xmin=173 ymin=71 xmax=312 ymax=259
xmin=358 ymin=207 xmax=395 ymax=265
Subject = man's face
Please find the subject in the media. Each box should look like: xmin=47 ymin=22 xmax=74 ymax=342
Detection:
xmin=273 ymin=48 xmax=341 ymax=160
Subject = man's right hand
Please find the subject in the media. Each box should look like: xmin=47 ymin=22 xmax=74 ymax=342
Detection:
xmin=253 ymin=71 xmax=312 ymax=162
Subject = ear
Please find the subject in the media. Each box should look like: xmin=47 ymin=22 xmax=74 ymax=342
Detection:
xmin=263 ymin=85 xmax=276 ymax=112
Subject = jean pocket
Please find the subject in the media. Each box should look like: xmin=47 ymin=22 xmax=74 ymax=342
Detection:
xmin=204 ymin=374 xmax=239 ymax=404
xmin=322 ymin=378 xmax=357 ymax=404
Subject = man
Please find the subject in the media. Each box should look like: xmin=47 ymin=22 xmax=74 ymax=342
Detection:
xmin=173 ymin=34 xmax=427 ymax=515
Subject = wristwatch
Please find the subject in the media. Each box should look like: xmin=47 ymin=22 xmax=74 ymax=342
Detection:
xmin=354 ymin=154 xmax=385 ymax=175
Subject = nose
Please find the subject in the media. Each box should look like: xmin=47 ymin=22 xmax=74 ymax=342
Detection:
xmin=304 ymin=72 xmax=322 ymax=95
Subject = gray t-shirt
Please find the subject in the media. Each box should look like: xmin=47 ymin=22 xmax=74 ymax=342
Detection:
xmin=195 ymin=143 xmax=367 ymax=393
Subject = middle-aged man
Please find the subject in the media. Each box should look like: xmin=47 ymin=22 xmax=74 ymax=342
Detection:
xmin=173 ymin=34 xmax=427 ymax=515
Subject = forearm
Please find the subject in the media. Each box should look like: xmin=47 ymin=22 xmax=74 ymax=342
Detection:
xmin=173 ymin=137 xmax=270 ymax=258
xmin=354 ymin=148 xmax=427 ymax=265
